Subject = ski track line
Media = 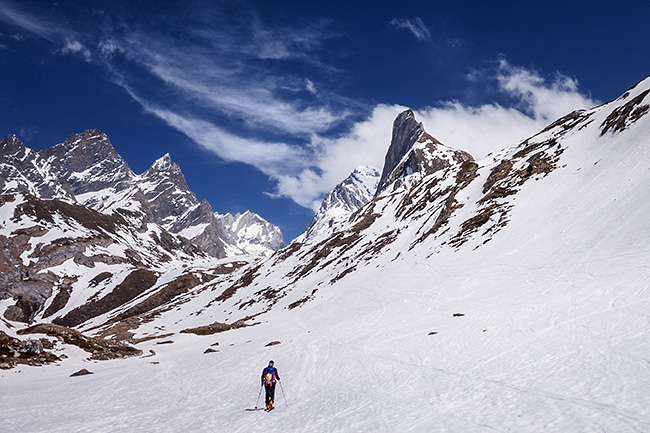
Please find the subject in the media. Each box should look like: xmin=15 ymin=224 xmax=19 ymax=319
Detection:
xmin=418 ymin=360 xmax=650 ymax=432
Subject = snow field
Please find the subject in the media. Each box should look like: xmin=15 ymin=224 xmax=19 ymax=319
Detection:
xmin=3 ymin=246 xmax=650 ymax=432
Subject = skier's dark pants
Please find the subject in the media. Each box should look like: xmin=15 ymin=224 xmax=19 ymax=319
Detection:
xmin=265 ymin=383 xmax=276 ymax=407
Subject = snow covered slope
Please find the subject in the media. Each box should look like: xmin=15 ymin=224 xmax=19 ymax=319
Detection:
xmin=296 ymin=165 xmax=380 ymax=243
xmin=217 ymin=211 xmax=285 ymax=256
xmin=2 ymin=76 xmax=650 ymax=432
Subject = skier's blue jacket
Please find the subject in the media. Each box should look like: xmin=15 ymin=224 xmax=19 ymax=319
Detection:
xmin=262 ymin=366 xmax=280 ymax=386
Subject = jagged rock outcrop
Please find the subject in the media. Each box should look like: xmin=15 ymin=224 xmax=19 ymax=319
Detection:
xmin=137 ymin=154 xmax=201 ymax=229
xmin=136 ymin=154 xmax=231 ymax=258
xmin=375 ymin=109 xmax=473 ymax=195
xmin=40 ymin=130 xmax=152 ymax=218
xmin=0 ymin=135 xmax=75 ymax=201
xmin=138 ymin=153 xmax=284 ymax=258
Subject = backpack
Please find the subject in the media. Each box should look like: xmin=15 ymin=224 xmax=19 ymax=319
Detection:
xmin=263 ymin=369 xmax=276 ymax=385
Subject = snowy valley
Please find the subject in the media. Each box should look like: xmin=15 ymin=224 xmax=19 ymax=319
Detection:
xmin=1 ymin=76 xmax=650 ymax=432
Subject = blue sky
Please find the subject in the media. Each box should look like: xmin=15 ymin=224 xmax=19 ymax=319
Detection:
xmin=1 ymin=0 xmax=649 ymax=241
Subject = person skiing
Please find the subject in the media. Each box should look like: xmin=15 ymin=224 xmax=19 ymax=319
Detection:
xmin=261 ymin=360 xmax=280 ymax=411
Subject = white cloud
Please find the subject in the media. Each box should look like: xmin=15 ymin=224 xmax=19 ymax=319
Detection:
xmin=273 ymin=104 xmax=405 ymax=210
xmin=495 ymin=59 xmax=595 ymax=123
xmin=305 ymin=79 xmax=317 ymax=94
xmin=415 ymin=59 xmax=597 ymax=160
xmin=103 ymin=20 xmax=350 ymax=138
xmin=150 ymin=108 xmax=309 ymax=176
xmin=98 ymin=39 xmax=117 ymax=59
xmin=59 ymin=37 xmax=92 ymax=62
xmin=389 ymin=17 xmax=431 ymax=41
xmin=270 ymin=61 xmax=598 ymax=210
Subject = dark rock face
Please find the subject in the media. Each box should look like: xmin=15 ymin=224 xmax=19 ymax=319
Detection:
xmin=3 ymin=295 xmax=41 ymax=323
xmin=41 ymin=130 xmax=129 ymax=195
xmin=176 ymin=200 xmax=230 ymax=258
xmin=376 ymin=110 xmax=473 ymax=195
xmin=40 ymin=130 xmax=152 ymax=219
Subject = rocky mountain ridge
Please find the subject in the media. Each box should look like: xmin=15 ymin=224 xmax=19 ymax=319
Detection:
xmin=0 ymin=133 xmax=285 ymax=259
xmin=145 ymin=75 xmax=649 ymax=328
xmin=2 ymin=75 xmax=650 ymax=433
xmin=217 ymin=211 xmax=286 ymax=256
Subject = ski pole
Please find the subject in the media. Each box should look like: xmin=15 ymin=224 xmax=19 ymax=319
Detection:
xmin=255 ymin=384 xmax=263 ymax=409
xmin=279 ymin=380 xmax=288 ymax=407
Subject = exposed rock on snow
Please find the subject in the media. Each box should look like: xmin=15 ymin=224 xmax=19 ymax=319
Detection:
xmin=70 ymin=368 xmax=93 ymax=377
xmin=179 ymin=316 xmax=259 ymax=335
xmin=0 ymin=330 xmax=59 ymax=369
xmin=17 ymin=323 xmax=142 ymax=360
xmin=0 ymin=135 xmax=75 ymax=202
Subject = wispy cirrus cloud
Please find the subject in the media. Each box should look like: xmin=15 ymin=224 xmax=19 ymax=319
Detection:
xmin=0 ymin=1 xmax=598 ymax=214
xmin=99 ymin=10 xmax=354 ymax=139
xmin=0 ymin=0 xmax=65 ymax=42
xmin=389 ymin=17 xmax=431 ymax=41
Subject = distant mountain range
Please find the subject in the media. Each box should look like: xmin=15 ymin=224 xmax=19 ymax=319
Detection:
xmin=0 ymin=131 xmax=284 ymax=259
xmin=0 ymin=131 xmax=284 ymax=323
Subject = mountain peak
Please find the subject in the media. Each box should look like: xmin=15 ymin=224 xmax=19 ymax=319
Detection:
xmin=150 ymin=153 xmax=174 ymax=171
xmin=297 ymin=165 xmax=380 ymax=243
xmin=1 ymin=134 xmax=28 ymax=156
xmin=63 ymin=129 xmax=110 ymax=148
xmin=375 ymin=110 xmax=473 ymax=195
xmin=46 ymin=129 xmax=121 ymax=173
